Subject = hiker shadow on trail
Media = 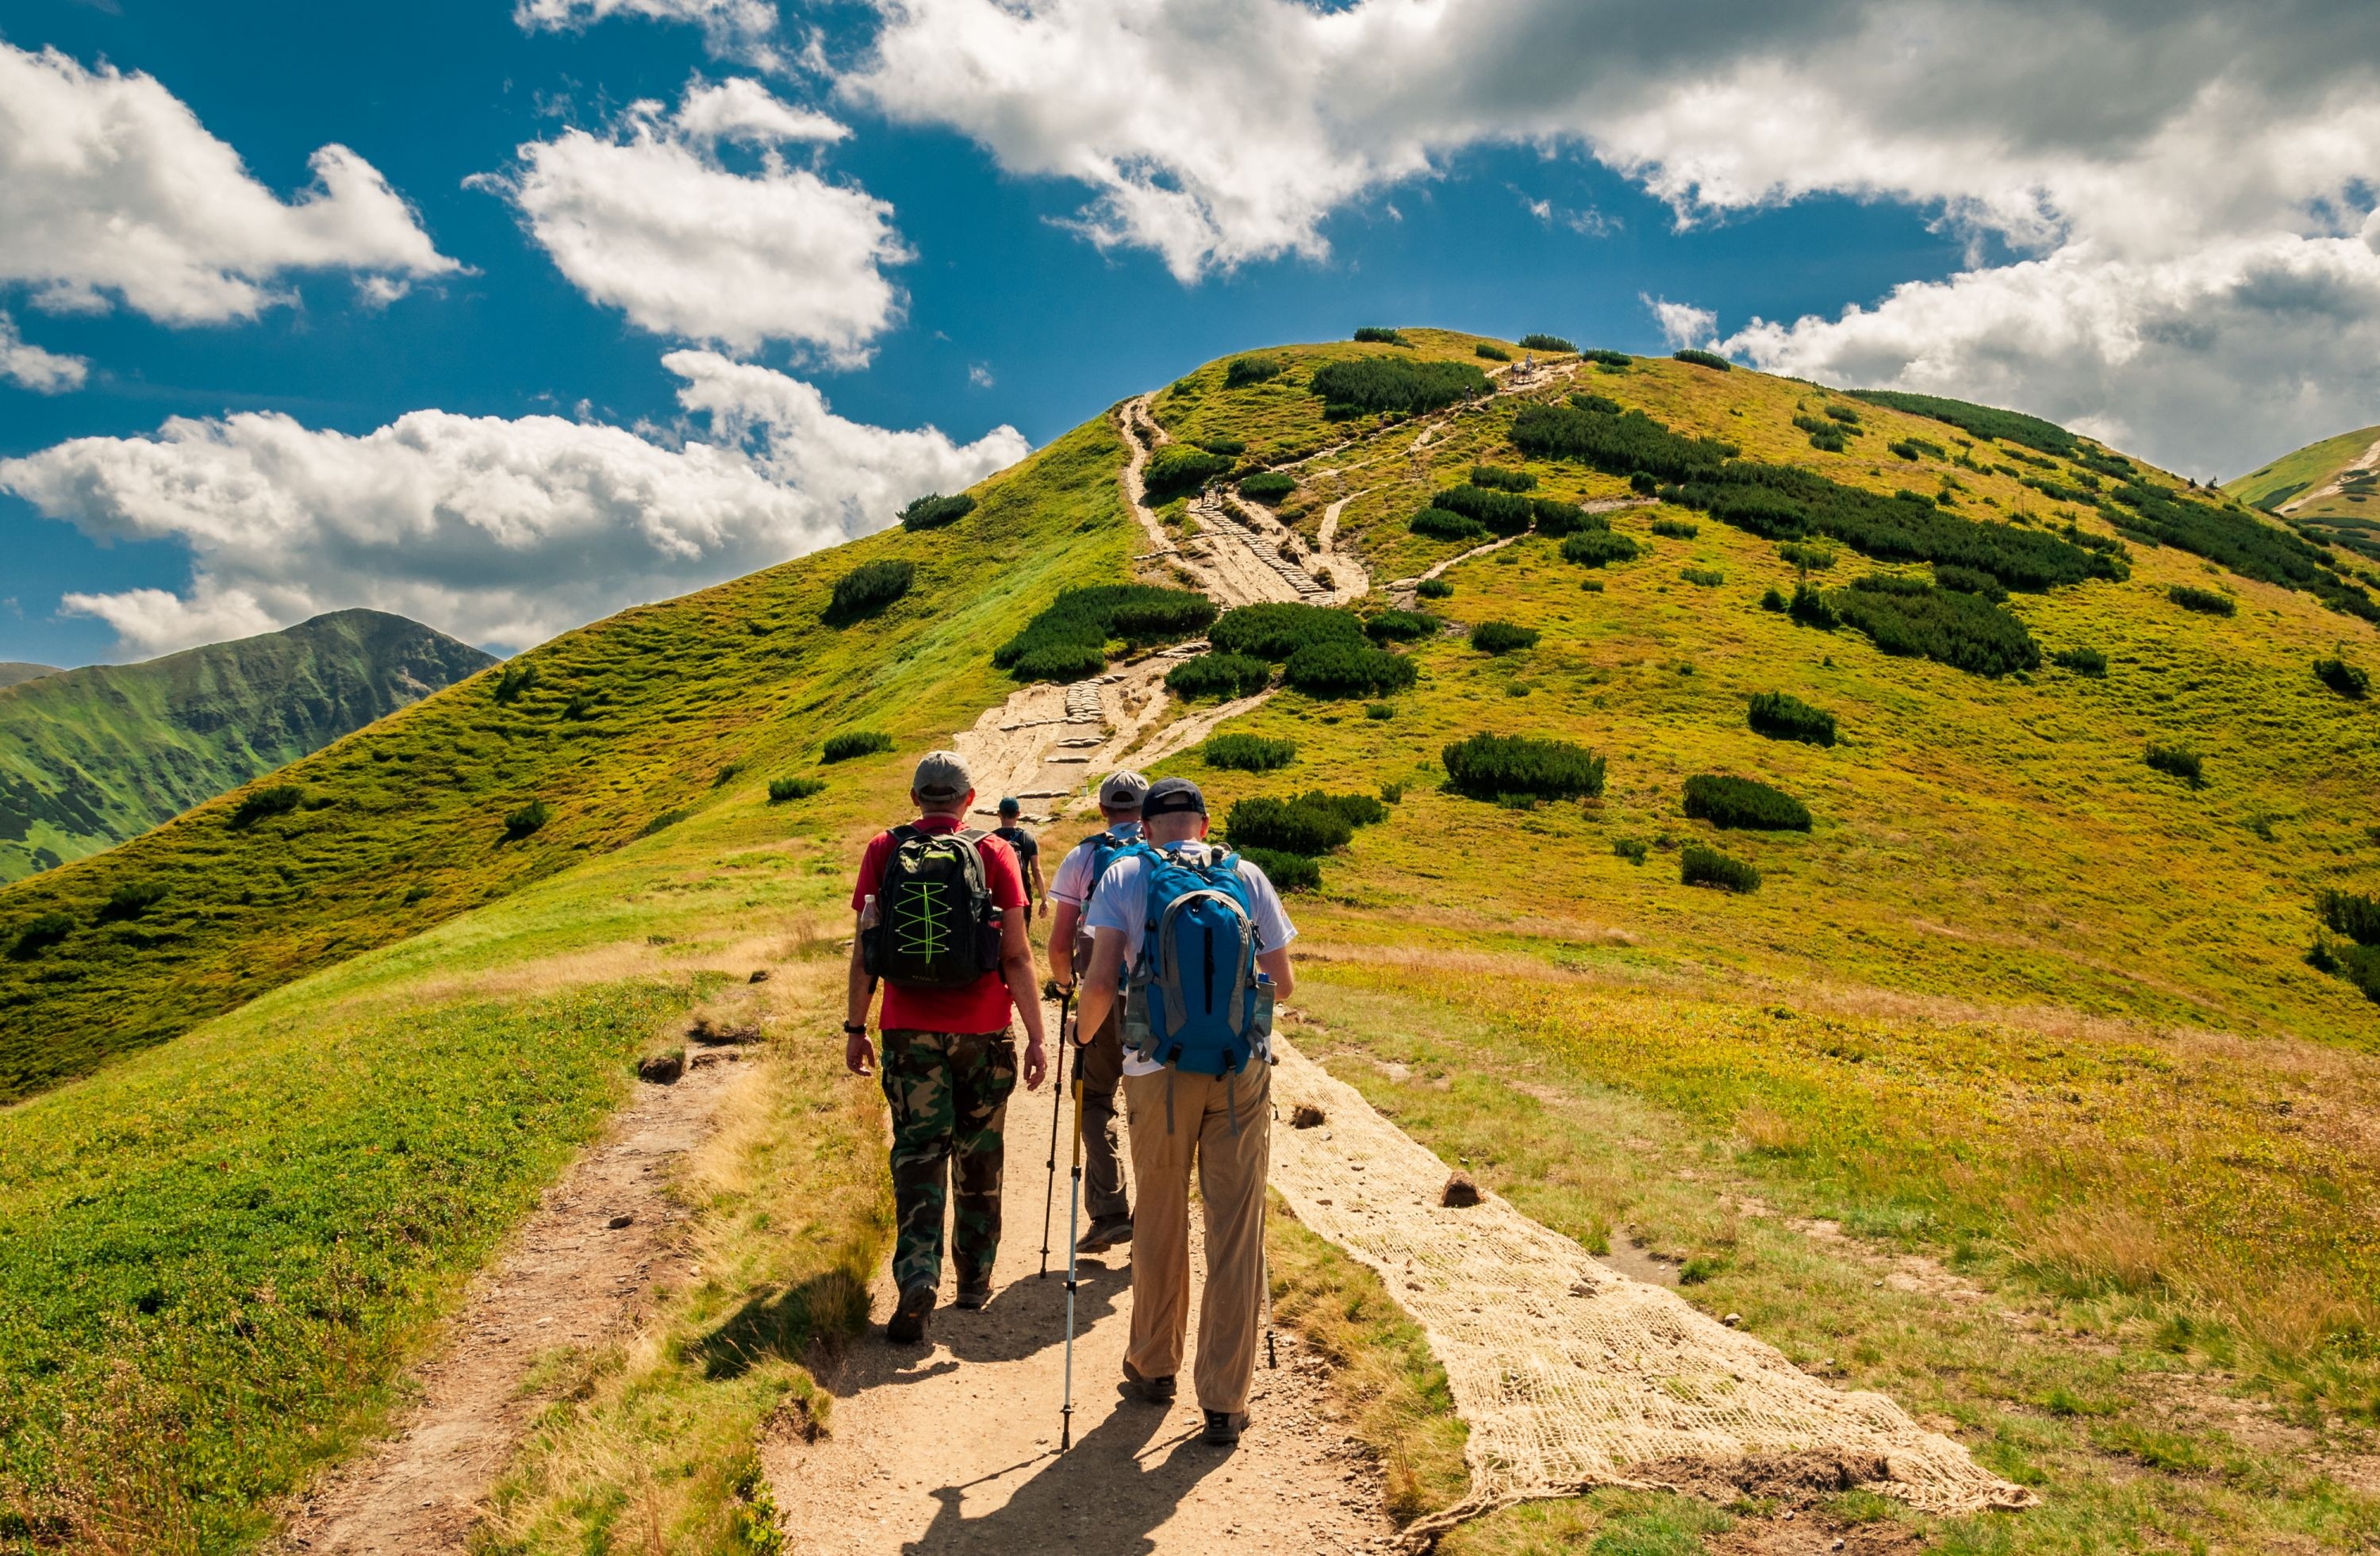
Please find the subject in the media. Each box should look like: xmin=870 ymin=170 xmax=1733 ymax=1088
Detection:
xmin=900 ymin=1389 xmax=1226 ymax=1556
xmin=935 ymin=1254 xmax=1130 ymax=1366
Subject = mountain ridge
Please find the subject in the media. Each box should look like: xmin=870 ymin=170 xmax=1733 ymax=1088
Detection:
xmin=0 ymin=609 xmax=495 ymax=883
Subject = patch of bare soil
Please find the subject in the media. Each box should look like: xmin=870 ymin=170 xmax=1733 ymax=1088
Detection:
xmin=274 ymin=1057 xmax=753 ymax=1554
xmin=1634 ymin=1453 xmax=1929 ymax=1554
xmin=770 ymin=1008 xmax=1402 ymax=1554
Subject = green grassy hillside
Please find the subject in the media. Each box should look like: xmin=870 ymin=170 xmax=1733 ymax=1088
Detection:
xmin=2227 ymin=422 xmax=2380 ymax=568
xmin=5 ymin=334 xmax=2378 ymax=1554
xmin=0 ymin=666 xmax=54 ymax=692
xmin=0 ymin=611 xmax=493 ymax=884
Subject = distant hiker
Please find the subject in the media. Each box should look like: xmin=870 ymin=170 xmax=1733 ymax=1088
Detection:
xmin=1073 ymin=777 xmax=1296 ymax=1446
xmin=846 ymin=751 xmax=1049 ymax=1344
xmin=1046 ymin=770 xmax=1150 ymax=1254
xmin=992 ymin=797 xmax=1046 ymax=920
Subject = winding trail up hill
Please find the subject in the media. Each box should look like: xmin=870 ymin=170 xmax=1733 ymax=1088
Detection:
xmin=2225 ymin=421 xmax=2380 ymax=571
xmin=0 ymin=610 xmax=493 ymax=884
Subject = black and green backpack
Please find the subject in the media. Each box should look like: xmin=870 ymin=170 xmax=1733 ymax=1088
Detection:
xmin=863 ymin=826 xmax=1004 ymax=990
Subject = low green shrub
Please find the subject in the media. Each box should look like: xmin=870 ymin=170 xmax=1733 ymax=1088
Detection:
xmin=1415 ymin=578 xmax=1453 ymax=599
xmin=2315 ymin=655 xmax=2370 ymax=698
xmin=1299 ymin=790 xmax=1389 ymax=828
xmin=1165 ymin=651 xmax=1274 ymax=700
xmin=1353 ymin=326 xmax=1411 ymax=346
xmin=1612 ymin=837 xmax=1649 ymax=865
xmin=1436 ymin=484 xmax=1536 ymax=536
xmin=1469 ymin=465 xmax=1537 ymax=492
xmin=1748 ymin=691 xmax=1836 ymax=746
xmin=2054 ymin=647 xmax=2107 ymax=676
xmin=996 ymin=585 xmax=1216 ymax=681
xmin=1203 ymin=733 xmax=1299 ymax=771
xmin=1470 ymin=621 xmax=1540 ymax=654
xmin=1411 ymin=506 xmax=1488 ymax=541
xmin=1519 ymin=334 xmax=1576 ymax=353
xmin=2145 ymin=743 xmax=2205 ymax=787
xmin=1238 ymin=846 xmax=1321 ymax=892
xmin=1673 ymin=348 xmax=1733 ymax=371
xmin=1933 ymin=563 xmax=2008 ymax=601
xmin=1829 ymin=579 xmax=2041 ymax=675
xmin=98 ymin=881 xmax=169 ymax=921
xmin=1363 ymin=609 xmax=1440 ymax=643
xmin=1365 ymin=701 xmax=1396 ymax=720
xmin=1208 ymin=601 xmax=1364 ymax=661
xmin=1474 ymin=342 xmax=1511 ymax=362
xmin=1226 ymin=796 xmax=1353 ymax=855
xmin=1284 ymin=641 xmax=1417 ymax=697
xmin=1681 ymin=843 xmax=1760 ymax=892
xmin=1788 ymin=581 xmax=1838 ymax=628
xmin=1145 ymin=444 xmax=1234 ymax=496
xmin=1680 ymin=567 xmax=1725 ymax=587
xmin=1441 ymin=732 xmax=1606 ymax=801
xmin=768 ymin=776 xmax=827 ymax=803
xmin=1824 ymin=404 xmax=1861 ymax=425
xmin=1238 ymin=471 xmax=1297 ymax=502
xmin=9 ymin=911 xmax=74 ymax=957
xmin=228 ymin=784 xmax=305 ymax=830
xmin=503 ymin=799 xmax=552 ymax=840
xmin=1562 ymin=529 xmax=1640 ymax=567
xmin=1310 ymin=357 xmax=1489 ymax=415
xmin=1224 ymin=355 xmax=1283 ymax=387
xmin=898 ymin=492 xmax=976 ymax=531
xmin=821 ymin=730 xmax=893 ymax=763
xmin=1760 ymin=586 xmax=1787 ymax=612
xmin=2317 ymin=889 xmax=2380 ymax=945
xmin=826 ymin=559 xmax=916 ymax=623
xmin=639 ymin=808 xmax=692 ymax=838
xmin=1200 ymin=436 xmax=1247 ymax=455
xmin=2168 ymin=584 xmax=2236 ymax=617
xmin=1582 ymin=348 xmax=1630 ymax=367
xmin=1530 ymin=499 xmax=1593 ymax=536
xmin=492 ymin=663 xmax=539 ymax=704
xmin=1778 ymin=542 xmax=1835 ymax=571
xmin=1683 ymin=774 xmax=1811 ymax=831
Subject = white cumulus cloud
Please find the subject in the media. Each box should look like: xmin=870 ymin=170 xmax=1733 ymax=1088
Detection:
xmin=1646 ymin=297 xmax=1718 ymax=350
xmin=515 ymin=0 xmax=787 ymax=69
xmin=0 ymin=41 xmax=457 ymax=325
xmin=474 ymin=80 xmax=904 ymax=363
xmin=0 ymin=352 xmax=1027 ymax=657
xmin=831 ymin=0 xmax=2380 ymax=471
xmin=0 ymin=313 xmax=87 ymax=393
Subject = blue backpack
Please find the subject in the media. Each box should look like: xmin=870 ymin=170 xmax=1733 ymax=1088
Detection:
xmin=1120 ymin=844 xmax=1276 ymax=1077
xmin=1068 ymin=827 xmax=1141 ymax=966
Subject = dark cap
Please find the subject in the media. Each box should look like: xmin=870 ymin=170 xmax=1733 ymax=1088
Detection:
xmin=1141 ymin=777 xmax=1207 ymax=817
xmin=997 ymin=796 xmax=1021 ymax=816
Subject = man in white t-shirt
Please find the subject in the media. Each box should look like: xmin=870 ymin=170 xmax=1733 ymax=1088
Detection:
xmin=1046 ymin=769 xmax=1149 ymax=1251
xmin=1073 ymin=776 xmax=1296 ymax=1447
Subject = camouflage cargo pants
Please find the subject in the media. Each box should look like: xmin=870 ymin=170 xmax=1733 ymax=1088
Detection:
xmin=880 ymin=1029 xmax=1018 ymax=1295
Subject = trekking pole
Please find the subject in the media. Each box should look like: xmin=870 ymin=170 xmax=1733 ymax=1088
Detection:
xmin=1262 ymin=1099 xmax=1277 ymax=1370
xmin=1038 ymin=989 xmax=1073 ymax=1280
xmin=1059 ymin=1043 xmax=1087 ymax=1450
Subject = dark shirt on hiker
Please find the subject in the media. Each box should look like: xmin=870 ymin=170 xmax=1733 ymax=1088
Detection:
xmin=992 ymin=825 xmax=1039 ymax=885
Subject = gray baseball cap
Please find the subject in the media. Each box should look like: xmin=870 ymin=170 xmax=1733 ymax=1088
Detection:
xmin=1142 ymin=776 xmax=1207 ymax=816
xmin=912 ymin=750 xmax=973 ymax=805
xmin=1098 ymin=769 xmax=1150 ymax=809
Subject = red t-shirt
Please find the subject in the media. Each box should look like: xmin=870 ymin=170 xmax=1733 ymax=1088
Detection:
xmin=853 ymin=816 xmax=1027 ymax=1034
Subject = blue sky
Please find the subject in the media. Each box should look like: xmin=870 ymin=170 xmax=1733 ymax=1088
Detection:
xmin=4 ymin=0 xmax=2375 ymax=667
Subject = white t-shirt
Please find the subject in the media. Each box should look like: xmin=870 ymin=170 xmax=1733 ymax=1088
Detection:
xmin=1084 ymin=839 xmax=1297 ymax=1078
xmin=1049 ymin=822 xmax=1143 ymax=909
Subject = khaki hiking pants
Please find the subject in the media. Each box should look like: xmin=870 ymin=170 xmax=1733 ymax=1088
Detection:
xmin=1075 ymin=1006 xmax=1129 ymax=1225
xmin=1123 ymin=1060 xmax=1272 ymax=1416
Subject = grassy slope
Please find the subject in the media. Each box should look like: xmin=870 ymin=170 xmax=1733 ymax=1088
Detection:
xmin=8 ymin=336 xmax=2380 ymax=1553
xmin=2225 ymin=423 xmax=2380 ymax=578
xmin=0 ymin=610 xmax=494 ymax=885
xmin=0 ymin=421 xmax=1126 ymax=1550
xmin=0 ymin=424 xmax=1123 ymax=1101
xmin=2227 ymin=422 xmax=2380 ymax=513
xmin=0 ymin=667 xmax=56 ymax=692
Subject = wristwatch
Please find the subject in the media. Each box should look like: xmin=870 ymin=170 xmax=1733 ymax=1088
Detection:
xmin=843 ymin=1022 xmax=867 ymax=1035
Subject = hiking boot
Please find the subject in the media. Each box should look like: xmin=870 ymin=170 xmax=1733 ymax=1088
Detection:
xmin=1202 ymin=1410 xmax=1246 ymax=1446
xmin=885 ymin=1283 xmax=935 ymax=1344
xmin=953 ymin=1282 xmax=992 ymax=1311
xmin=1121 ymin=1362 xmax=1175 ymax=1404
xmin=1077 ymin=1214 xmax=1134 ymax=1253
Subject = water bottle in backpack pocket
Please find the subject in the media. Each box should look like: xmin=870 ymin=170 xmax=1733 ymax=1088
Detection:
xmin=1121 ymin=847 xmax=1276 ymax=1076
xmin=862 ymin=826 xmax=1004 ymax=990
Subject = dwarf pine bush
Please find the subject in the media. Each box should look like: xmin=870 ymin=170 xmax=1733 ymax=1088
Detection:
xmin=768 ymin=777 xmax=827 ymax=803
xmin=1673 ymin=348 xmax=1733 ymax=371
xmin=1284 ymin=641 xmax=1418 ymax=696
xmin=1144 ymin=444 xmax=1234 ymax=497
xmin=1520 ymin=334 xmax=1576 ymax=353
xmin=1441 ymin=733 xmax=1606 ymax=801
xmin=2054 ymin=647 xmax=2108 ymax=676
xmin=1203 ymin=734 xmax=1299 ymax=772
xmin=821 ymin=731 xmax=893 ymax=763
xmin=1683 ymin=774 xmax=1812 ymax=831
xmin=1469 ymin=465 xmax=1537 ymax=492
xmin=1748 ymin=691 xmax=1837 ymax=746
xmin=1531 ymin=499 xmax=1594 ymax=536
xmin=826 ymin=559 xmax=916 ymax=623
xmin=2169 ymin=584 xmax=2236 ymax=617
xmin=996 ymin=585 xmax=1216 ymax=682
xmin=1474 ymin=342 xmax=1511 ymax=361
xmin=1470 ymin=620 xmax=1540 ymax=654
xmin=228 ymin=784 xmax=306 ymax=830
xmin=1226 ymin=796 xmax=1353 ymax=855
xmin=503 ymin=799 xmax=552 ymax=840
xmin=1310 ymin=357 xmax=1491 ymax=414
xmin=2317 ymin=889 xmax=2380 ymax=945
xmin=1680 ymin=843 xmax=1761 ymax=893
xmin=1829 ymin=579 xmax=2042 ymax=675
xmin=898 ymin=493 xmax=976 ymax=532
xmin=1238 ymin=471 xmax=1296 ymax=502
xmin=1353 ymin=326 xmax=1411 ymax=346
xmin=1650 ymin=518 xmax=1700 ymax=540
xmin=1435 ymin=484 xmax=1536 ymax=536
xmin=1562 ymin=529 xmax=1640 ymax=567
xmin=9 ymin=911 xmax=74 ymax=957
xmin=1411 ymin=507 xmax=1488 ymax=541
xmin=1416 ymin=578 xmax=1454 ymax=599
xmin=1363 ymin=609 xmax=1440 ymax=643
xmin=1208 ymin=601 xmax=1364 ymax=660
xmin=1933 ymin=563 xmax=2008 ymax=601
xmin=1680 ymin=567 xmax=1725 ymax=587
xmin=2314 ymin=655 xmax=2370 ymax=698
xmin=2145 ymin=743 xmax=2205 ymax=786
xmin=1778 ymin=542 xmax=1835 ymax=571
xmin=1224 ymin=355 xmax=1284 ymax=387
xmin=1582 ymin=348 xmax=1630 ymax=367
xmin=1165 ymin=652 xmax=1274 ymax=700
xmin=1200 ymin=436 xmax=1247 ymax=456
xmin=1239 ymin=846 xmax=1321 ymax=892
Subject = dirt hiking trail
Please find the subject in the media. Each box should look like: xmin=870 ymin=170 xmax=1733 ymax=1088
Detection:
xmin=770 ymin=1012 xmax=1402 ymax=1554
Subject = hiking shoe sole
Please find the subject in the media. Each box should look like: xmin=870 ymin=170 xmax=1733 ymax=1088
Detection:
xmin=1202 ymin=1410 xmax=1246 ymax=1446
xmin=953 ymin=1285 xmax=992 ymax=1311
xmin=1121 ymin=1363 xmax=1175 ymax=1404
xmin=1077 ymin=1217 xmax=1134 ymax=1253
xmin=885 ymin=1284 xmax=935 ymax=1344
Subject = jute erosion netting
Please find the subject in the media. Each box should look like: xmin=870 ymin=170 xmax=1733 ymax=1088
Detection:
xmin=1265 ymin=1038 xmax=2035 ymax=1542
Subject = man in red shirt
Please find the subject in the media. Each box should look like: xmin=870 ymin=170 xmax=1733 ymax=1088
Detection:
xmin=846 ymin=750 xmax=1048 ymax=1345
